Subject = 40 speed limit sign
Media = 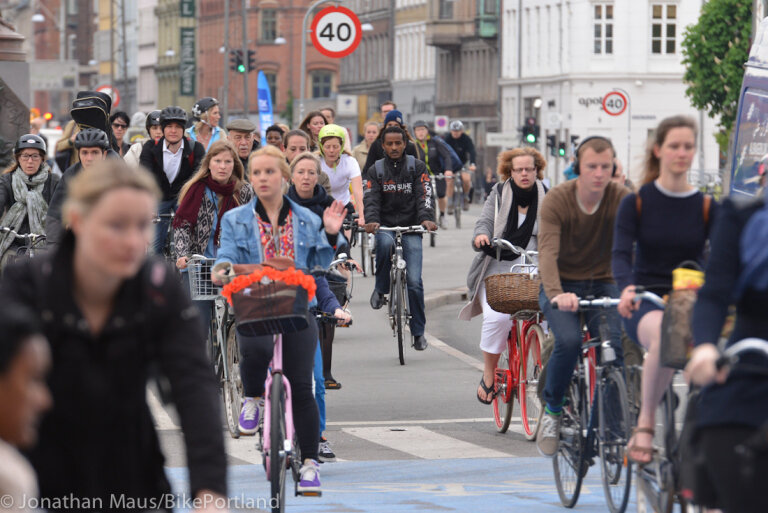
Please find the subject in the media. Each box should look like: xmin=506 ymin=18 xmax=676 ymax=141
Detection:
xmin=311 ymin=6 xmax=362 ymax=59
xmin=602 ymin=91 xmax=628 ymax=116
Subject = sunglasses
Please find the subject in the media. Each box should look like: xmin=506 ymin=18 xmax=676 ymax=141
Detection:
xmin=112 ymin=123 xmax=128 ymax=129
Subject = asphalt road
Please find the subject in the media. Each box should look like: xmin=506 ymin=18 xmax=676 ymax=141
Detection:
xmin=153 ymin=201 xmax=642 ymax=512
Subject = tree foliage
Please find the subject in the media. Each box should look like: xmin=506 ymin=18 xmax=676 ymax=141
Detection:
xmin=681 ymin=0 xmax=751 ymax=145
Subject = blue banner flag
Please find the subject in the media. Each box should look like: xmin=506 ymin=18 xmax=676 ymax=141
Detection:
xmin=257 ymin=71 xmax=274 ymax=142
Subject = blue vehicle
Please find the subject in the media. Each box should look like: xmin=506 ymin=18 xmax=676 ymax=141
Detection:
xmin=730 ymin=17 xmax=768 ymax=197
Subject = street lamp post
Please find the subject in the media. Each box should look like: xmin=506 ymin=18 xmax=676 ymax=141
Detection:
xmin=299 ymin=0 xmax=342 ymax=121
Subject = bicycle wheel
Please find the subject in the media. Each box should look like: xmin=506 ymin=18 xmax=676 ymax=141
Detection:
xmin=492 ymin=332 xmax=515 ymax=433
xmin=223 ymin=323 xmax=243 ymax=439
xmin=395 ymin=272 xmax=405 ymax=365
xmin=269 ymin=377 xmax=287 ymax=513
xmin=454 ymin=181 xmax=462 ymax=229
xmin=520 ymin=324 xmax=545 ymax=440
xmin=598 ymin=368 xmax=633 ymax=513
xmin=553 ymin=375 xmax=587 ymax=508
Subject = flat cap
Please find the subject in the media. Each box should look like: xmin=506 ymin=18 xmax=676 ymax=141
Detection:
xmin=225 ymin=118 xmax=257 ymax=132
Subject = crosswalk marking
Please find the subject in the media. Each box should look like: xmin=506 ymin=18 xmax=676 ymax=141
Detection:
xmin=342 ymin=426 xmax=513 ymax=459
xmin=328 ymin=417 xmax=517 ymax=426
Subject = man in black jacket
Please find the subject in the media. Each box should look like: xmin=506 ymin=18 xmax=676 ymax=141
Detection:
xmin=139 ymin=106 xmax=205 ymax=254
xmin=364 ymin=126 xmax=437 ymax=351
xmin=442 ymin=120 xmax=477 ymax=208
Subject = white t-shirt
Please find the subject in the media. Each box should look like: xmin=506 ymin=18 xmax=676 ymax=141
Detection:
xmin=320 ymin=154 xmax=360 ymax=204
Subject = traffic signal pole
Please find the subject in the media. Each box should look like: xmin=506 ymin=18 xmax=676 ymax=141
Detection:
xmin=222 ymin=0 xmax=230 ymax=123
xmin=242 ymin=0 xmax=249 ymax=118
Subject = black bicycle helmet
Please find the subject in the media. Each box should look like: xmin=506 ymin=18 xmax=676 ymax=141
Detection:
xmin=145 ymin=110 xmax=162 ymax=133
xmin=74 ymin=128 xmax=110 ymax=150
xmin=191 ymin=97 xmax=219 ymax=119
xmin=160 ymin=106 xmax=188 ymax=129
xmin=14 ymin=134 xmax=46 ymax=155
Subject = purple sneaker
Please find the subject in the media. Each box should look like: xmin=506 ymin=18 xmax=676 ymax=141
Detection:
xmin=297 ymin=460 xmax=321 ymax=494
xmin=238 ymin=398 xmax=259 ymax=435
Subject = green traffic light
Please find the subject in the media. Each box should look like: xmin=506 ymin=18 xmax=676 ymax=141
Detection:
xmin=559 ymin=148 xmax=565 ymax=156
xmin=237 ymin=64 xmax=246 ymax=73
xmin=525 ymin=133 xmax=536 ymax=144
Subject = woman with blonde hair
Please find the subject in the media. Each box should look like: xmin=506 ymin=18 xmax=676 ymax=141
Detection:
xmin=186 ymin=97 xmax=225 ymax=152
xmin=459 ymin=146 xmax=547 ymax=404
xmin=0 ymin=158 xmax=227 ymax=507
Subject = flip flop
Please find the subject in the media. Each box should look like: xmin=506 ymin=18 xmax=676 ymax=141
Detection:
xmin=627 ymin=427 xmax=656 ymax=465
xmin=477 ymin=376 xmax=497 ymax=405
xmin=324 ymin=379 xmax=342 ymax=390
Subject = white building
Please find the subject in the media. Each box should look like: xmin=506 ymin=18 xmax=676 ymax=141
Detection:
xmin=500 ymin=0 xmax=719 ymax=186
xmin=137 ymin=0 xmax=159 ymax=113
xmin=393 ymin=0 xmax=437 ymax=126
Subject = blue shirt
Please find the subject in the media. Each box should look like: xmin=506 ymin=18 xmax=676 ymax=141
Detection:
xmin=186 ymin=125 xmax=224 ymax=152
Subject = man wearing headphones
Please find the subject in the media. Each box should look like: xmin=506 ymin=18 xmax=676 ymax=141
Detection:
xmin=536 ymin=136 xmax=630 ymax=457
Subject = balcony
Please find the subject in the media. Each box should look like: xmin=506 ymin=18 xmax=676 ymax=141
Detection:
xmin=425 ymin=0 xmax=497 ymax=47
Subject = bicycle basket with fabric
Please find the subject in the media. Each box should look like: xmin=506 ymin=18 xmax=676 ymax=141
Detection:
xmin=222 ymin=257 xmax=317 ymax=336
xmin=660 ymin=260 xmax=705 ymax=369
xmin=311 ymin=268 xmax=348 ymax=306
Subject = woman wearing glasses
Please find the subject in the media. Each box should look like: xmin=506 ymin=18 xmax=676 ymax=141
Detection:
xmin=109 ymin=111 xmax=131 ymax=157
xmin=460 ymin=147 xmax=547 ymax=404
xmin=0 ymin=134 xmax=59 ymax=269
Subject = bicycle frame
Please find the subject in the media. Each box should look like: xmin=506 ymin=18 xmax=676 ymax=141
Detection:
xmin=262 ymin=334 xmax=297 ymax=476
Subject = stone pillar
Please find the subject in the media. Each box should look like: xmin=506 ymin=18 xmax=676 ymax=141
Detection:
xmin=0 ymin=15 xmax=31 ymax=168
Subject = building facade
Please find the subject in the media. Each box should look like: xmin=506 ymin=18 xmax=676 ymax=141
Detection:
xmin=427 ymin=0 xmax=500 ymax=175
xmin=393 ymin=0 xmax=436 ymax=127
xmin=500 ymin=0 xmax=720 ymax=186
xmin=196 ymin=0 xmax=341 ymax=127
xmin=156 ymin=0 xmax=195 ymax=111
xmin=137 ymin=0 xmax=159 ymax=113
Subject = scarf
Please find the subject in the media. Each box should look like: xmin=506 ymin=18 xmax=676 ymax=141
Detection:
xmin=0 ymin=166 xmax=50 ymax=258
xmin=173 ymin=175 xmax=236 ymax=247
xmin=482 ymin=179 xmax=542 ymax=261
xmin=287 ymin=184 xmax=334 ymax=220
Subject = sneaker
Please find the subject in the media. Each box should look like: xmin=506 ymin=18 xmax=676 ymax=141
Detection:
xmin=297 ymin=460 xmax=321 ymax=494
xmin=537 ymin=410 xmax=562 ymax=457
xmin=447 ymin=206 xmax=454 ymax=215
xmin=238 ymin=397 xmax=259 ymax=435
xmin=318 ymin=437 xmax=337 ymax=463
xmin=438 ymin=214 xmax=446 ymax=230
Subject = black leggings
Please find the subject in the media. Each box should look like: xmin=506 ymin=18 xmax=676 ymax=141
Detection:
xmin=238 ymin=314 xmax=319 ymax=462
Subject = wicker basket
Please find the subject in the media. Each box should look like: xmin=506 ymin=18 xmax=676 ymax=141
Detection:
xmin=484 ymin=272 xmax=541 ymax=314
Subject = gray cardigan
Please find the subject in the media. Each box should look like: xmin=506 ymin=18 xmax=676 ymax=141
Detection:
xmin=458 ymin=178 xmax=545 ymax=320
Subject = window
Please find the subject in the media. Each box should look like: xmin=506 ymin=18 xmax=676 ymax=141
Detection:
xmin=261 ymin=9 xmax=277 ymax=43
xmin=439 ymin=0 xmax=453 ymax=19
xmin=67 ymin=0 xmax=78 ymax=15
xmin=311 ymin=71 xmax=332 ymax=98
xmin=483 ymin=0 xmax=498 ymax=16
xmin=593 ymin=3 xmax=613 ymax=54
xmin=264 ymin=72 xmax=277 ymax=105
xmin=651 ymin=3 xmax=676 ymax=54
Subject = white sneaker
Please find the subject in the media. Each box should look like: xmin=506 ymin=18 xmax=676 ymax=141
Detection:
xmin=297 ymin=460 xmax=321 ymax=494
xmin=537 ymin=411 xmax=562 ymax=457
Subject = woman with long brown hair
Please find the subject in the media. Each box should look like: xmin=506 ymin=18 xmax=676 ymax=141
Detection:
xmin=298 ymin=110 xmax=328 ymax=152
xmin=459 ymin=147 xmax=547 ymax=403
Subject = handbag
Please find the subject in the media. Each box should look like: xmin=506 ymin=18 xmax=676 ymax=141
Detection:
xmin=660 ymin=261 xmax=705 ymax=369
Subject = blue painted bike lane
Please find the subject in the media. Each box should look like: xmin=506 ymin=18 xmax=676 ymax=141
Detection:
xmin=165 ymin=456 xmax=632 ymax=512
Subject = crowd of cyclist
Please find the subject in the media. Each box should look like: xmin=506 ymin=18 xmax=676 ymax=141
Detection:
xmin=0 ymin=93 xmax=481 ymax=508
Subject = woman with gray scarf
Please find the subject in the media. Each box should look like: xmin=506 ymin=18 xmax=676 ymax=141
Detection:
xmin=459 ymin=147 xmax=547 ymax=404
xmin=0 ymin=135 xmax=59 ymax=270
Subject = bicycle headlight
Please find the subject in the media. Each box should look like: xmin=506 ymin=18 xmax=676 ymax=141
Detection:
xmin=396 ymin=258 xmax=406 ymax=270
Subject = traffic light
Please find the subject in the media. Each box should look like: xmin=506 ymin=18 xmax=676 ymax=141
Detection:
xmin=247 ymin=50 xmax=256 ymax=72
xmin=546 ymin=135 xmax=556 ymax=156
xmin=230 ymin=49 xmax=245 ymax=73
xmin=522 ymin=117 xmax=539 ymax=144
xmin=570 ymin=135 xmax=580 ymax=146
xmin=558 ymin=142 xmax=567 ymax=157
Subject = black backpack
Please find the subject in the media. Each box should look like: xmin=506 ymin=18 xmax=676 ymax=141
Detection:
xmin=374 ymin=155 xmax=417 ymax=183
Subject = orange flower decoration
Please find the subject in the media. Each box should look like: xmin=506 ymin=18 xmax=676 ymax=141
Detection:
xmin=221 ymin=266 xmax=317 ymax=306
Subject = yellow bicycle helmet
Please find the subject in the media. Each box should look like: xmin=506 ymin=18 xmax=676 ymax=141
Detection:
xmin=318 ymin=124 xmax=346 ymax=156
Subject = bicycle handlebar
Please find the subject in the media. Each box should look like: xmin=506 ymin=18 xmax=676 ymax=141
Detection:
xmin=551 ymin=290 xmax=665 ymax=310
xmin=490 ymin=238 xmax=538 ymax=264
xmin=0 ymin=226 xmax=46 ymax=244
xmin=378 ymin=225 xmax=429 ymax=234
xmin=716 ymin=338 xmax=768 ymax=373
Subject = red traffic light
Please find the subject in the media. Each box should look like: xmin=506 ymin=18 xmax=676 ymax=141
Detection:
xmin=43 ymin=112 xmax=53 ymax=121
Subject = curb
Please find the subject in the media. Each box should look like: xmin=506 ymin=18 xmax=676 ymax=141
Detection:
xmin=424 ymin=287 xmax=469 ymax=311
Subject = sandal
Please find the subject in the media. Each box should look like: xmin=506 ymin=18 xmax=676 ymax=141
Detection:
xmin=324 ymin=379 xmax=342 ymax=390
xmin=476 ymin=376 xmax=497 ymax=405
xmin=627 ymin=427 xmax=656 ymax=465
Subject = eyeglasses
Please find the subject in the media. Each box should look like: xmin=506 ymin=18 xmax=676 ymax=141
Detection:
xmin=511 ymin=167 xmax=536 ymax=174
xmin=112 ymin=123 xmax=128 ymax=129
xmin=18 ymin=153 xmax=42 ymax=161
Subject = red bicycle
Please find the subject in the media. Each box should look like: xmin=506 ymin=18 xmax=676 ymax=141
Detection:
xmin=485 ymin=239 xmax=546 ymax=439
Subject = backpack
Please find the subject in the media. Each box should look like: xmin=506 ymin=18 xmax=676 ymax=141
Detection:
xmin=374 ymin=155 xmax=417 ymax=183
xmin=635 ymin=193 xmax=712 ymax=227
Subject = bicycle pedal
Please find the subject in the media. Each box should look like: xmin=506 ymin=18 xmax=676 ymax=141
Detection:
xmin=296 ymin=491 xmax=322 ymax=497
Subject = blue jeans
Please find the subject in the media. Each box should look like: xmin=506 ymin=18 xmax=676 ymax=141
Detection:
xmin=374 ymin=231 xmax=426 ymax=336
xmin=314 ymin=339 xmax=326 ymax=436
xmin=540 ymin=280 xmax=623 ymax=409
xmin=152 ymin=199 xmax=176 ymax=254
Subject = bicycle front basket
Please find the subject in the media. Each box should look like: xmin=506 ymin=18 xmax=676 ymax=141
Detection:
xmin=187 ymin=258 xmax=219 ymax=300
xmin=230 ymin=280 xmax=309 ymax=336
xmin=484 ymin=272 xmax=541 ymax=314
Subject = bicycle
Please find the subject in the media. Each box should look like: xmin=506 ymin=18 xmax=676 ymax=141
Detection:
xmin=485 ymin=238 xmax=545 ymax=439
xmin=152 ymin=212 xmax=175 ymax=264
xmin=0 ymin=226 xmax=46 ymax=271
xmin=377 ymin=225 xmax=431 ymax=365
xmin=343 ymin=214 xmax=374 ymax=278
xmin=447 ymin=169 xmax=465 ymax=229
xmin=551 ymin=290 xmax=664 ymax=513
xmin=187 ymin=255 xmax=243 ymax=439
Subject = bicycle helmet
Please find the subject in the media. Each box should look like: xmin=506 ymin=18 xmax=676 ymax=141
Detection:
xmin=14 ymin=134 xmax=46 ymax=155
xmin=74 ymin=128 xmax=110 ymax=150
xmin=318 ymin=124 xmax=346 ymax=151
xmin=145 ymin=110 xmax=162 ymax=133
xmin=449 ymin=120 xmax=464 ymax=131
xmin=412 ymin=120 xmax=429 ymax=129
xmin=191 ymin=97 xmax=219 ymax=119
xmin=159 ymin=106 xmax=188 ymax=129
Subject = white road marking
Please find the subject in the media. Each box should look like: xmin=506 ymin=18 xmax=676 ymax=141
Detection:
xmin=328 ymin=417 xmax=517 ymax=426
xmin=424 ymin=333 xmax=484 ymax=371
xmin=146 ymin=387 xmax=178 ymax=430
xmin=224 ymin=435 xmax=264 ymax=465
xmin=342 ymin=426 xmax=513 ymax=459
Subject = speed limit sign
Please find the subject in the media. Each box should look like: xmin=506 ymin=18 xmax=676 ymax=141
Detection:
xmin=310 ymin=6 xmax=362 ymax=59
xmin=602 ymin=91 xmax=627 ymax=116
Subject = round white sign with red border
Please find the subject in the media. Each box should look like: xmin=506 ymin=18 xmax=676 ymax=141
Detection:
xmin=96 ymin=85 xmax=121 ymax=108
xmin=311 ymin=6 xmax=362 ymax=59
xmin=602 ymin=91 xmax=627 ymax=116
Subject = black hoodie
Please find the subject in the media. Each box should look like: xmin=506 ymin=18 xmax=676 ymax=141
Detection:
xmin=363 ymin=154 xmax=434 ymax=228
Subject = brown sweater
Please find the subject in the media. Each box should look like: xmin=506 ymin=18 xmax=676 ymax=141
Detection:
xmin=539 ymin=180 xmax=629 ymax=299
